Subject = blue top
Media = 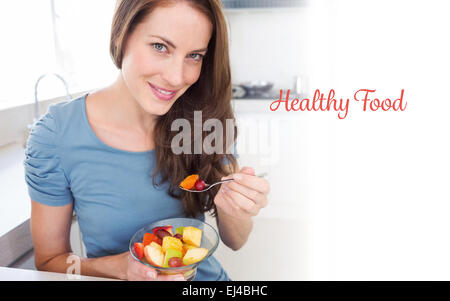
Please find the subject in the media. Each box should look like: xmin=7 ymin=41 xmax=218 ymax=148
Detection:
xmin=23 ymin=93 xmax=232 ymax=281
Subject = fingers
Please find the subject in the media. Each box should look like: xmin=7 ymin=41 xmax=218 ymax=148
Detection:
xmin=220 ymin=186 xmax=244 ymax=212
xmin=219 ymin=167 xmax=270 ymax=218
xmin=127 ymin=253 xmax=157 ymax=280
xmin=222 ymin=184 xmax=261 ymax=216
xmin=225 ymin=181 xmax=267 ymax=210
xmin=219 ymin=167 xmax=270 ymax=215
xmin=227 ymin=182 xmax=267 ymax=209
xmin=240 ymin=166 xmax=255 ymax=176
xmin=126 ymin=253 xmax=185 ymax=281
xmin=227 ymin=171 xmax=270 ymax=195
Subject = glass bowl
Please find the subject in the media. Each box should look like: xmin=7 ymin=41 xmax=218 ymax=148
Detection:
xmin=129 ymin=217 xmax=219 ymax=281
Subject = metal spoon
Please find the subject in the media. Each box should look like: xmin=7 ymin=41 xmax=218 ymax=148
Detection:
xmin=179 ymin=172 xmax=268 ymax=193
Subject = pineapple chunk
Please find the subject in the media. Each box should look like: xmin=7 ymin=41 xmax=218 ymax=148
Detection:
xmin=182 ymin=226 xmax=202 ymax=247
xmin=162 ymin=236 xmax=183 ymax=253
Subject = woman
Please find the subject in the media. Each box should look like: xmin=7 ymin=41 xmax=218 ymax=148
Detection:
xmin=24 ymin=0 xmax=270 ymax=281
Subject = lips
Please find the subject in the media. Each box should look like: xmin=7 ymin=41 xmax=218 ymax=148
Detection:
xmin=148 ymin=82 xmax=177 ymax=101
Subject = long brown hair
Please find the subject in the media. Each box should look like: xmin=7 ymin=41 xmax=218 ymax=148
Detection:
xmin=110 ymin=0 xmax=238 ymax=218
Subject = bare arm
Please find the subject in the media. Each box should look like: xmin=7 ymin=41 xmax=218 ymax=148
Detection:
xmin=30 ymin=200 xmax=184 ymax=281
xmin=31 ymin=200 xmax=128 ymax=279
xmin=216 ymin=206 xmax=253 ymax=251
xmin=214 ymin=162 xmax=269 ymax=251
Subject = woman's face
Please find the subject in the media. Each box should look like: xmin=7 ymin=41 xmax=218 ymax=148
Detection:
xmin=121 ymin=2 xmax=213 ymax=116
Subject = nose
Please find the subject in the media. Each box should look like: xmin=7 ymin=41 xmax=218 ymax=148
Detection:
xmin=161 ymin=56 xmax=184 ymax=89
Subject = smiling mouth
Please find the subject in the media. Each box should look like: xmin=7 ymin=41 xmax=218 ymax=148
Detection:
xmin=149 ymin=83 xmax=177 ymax=95
xmin=148 ymin=82 xmax=178 ymax=101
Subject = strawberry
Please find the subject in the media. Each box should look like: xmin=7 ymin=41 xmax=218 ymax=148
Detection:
xmin=143 ymin=233 xmax=157 ymax=247
xmin=134 ymin=242 xmax=144 ymax=260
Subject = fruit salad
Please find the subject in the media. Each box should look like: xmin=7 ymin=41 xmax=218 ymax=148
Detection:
xmin=133 ymin=224 xmax=208 ymax=268
xmin=180 ymin=174 xmax=206 ymax=191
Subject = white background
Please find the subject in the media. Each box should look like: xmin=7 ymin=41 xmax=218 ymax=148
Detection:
xmin=301 ymin=0 xmax=450 ymax=280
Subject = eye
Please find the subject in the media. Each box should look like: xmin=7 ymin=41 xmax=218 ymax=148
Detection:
xmin=152 ymin=43 xmax=167 ymax=52
xmin=189 ymin=53 xmax=204 ymax=61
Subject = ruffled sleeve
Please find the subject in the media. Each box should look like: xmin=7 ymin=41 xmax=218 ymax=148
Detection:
xmin=23 ymin=106 xmax=73 ymax=206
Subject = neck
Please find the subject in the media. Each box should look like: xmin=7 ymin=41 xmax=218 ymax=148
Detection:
xmin=104 ymin=73 xmax=157 ymax=135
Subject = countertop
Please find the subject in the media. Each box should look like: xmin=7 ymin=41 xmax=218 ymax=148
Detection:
xmin=0 ymin=267 xmax=118 ymax=281
xmin=232 ymin=98 xmax=278 ymax=113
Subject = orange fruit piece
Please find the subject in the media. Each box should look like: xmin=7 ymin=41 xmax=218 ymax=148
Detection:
xmin=143 ymin=233 xmax=157 ymax=247
xmin=180 ymin=174 xmax=199 ymax=190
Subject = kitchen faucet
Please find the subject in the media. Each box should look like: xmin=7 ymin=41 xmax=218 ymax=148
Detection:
xmin=24 ymin=73 xmax=71 ymax=148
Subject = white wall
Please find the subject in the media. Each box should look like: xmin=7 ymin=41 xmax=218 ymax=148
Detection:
xmin=52 ymin=0 xmax=118 ymax=93
xmin=225 ymin=8 xmax=308 ymax=90
xmin=0 ymin=0 xmax=56 ymax=108
xmin=0 ymin=0 xmax=118 ymax=111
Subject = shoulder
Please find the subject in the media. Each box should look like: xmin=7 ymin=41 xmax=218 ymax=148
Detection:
xmin=47 ymin=94 xmax=86 ymax=128
xmin=27 ymin=94 xmax=86 ymax=147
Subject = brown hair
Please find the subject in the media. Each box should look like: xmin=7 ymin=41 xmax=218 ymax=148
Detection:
xmin=110 ymin=0 xmax=238 ymax=218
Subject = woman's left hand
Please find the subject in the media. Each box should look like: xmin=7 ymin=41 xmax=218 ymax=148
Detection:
xmin=214 ymin=167 xmax=270 ymax=220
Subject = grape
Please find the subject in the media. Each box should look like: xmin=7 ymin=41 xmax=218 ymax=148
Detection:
xmin=168 ymin=257 xmax=183 ymax=267
xmin=174 ymin=233 xmax=183 ymax=241
xmin=156 ymin=229 xmax=171 ymax=239
xmin=194 ymin=179 xmax=206 ymax=191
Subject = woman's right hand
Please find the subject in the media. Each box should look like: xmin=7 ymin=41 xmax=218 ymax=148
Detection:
xmin=123 ymin=252 xmax=186 ymax=281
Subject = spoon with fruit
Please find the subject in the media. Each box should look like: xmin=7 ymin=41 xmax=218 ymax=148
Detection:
xmin=179 ymin=173 xmax=267 ymax=193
